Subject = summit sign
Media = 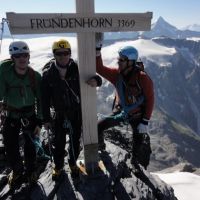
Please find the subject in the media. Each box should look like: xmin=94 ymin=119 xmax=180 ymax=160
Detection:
xmin=7 ymin=12 xmax=152 ymax=34
xmin=30 ymin=17 xmax=114 ymax=29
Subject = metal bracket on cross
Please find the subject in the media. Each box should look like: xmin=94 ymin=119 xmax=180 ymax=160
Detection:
xmin=6 ymin=0 xmax=152 ymax=174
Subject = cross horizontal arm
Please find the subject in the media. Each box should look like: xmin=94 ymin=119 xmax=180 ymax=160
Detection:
xmin=6 ymin=12 xmax=152 ymax=34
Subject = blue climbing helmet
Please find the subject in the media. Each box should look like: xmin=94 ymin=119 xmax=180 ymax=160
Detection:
xmin=118 ymin=46 xmax=138 ymax=61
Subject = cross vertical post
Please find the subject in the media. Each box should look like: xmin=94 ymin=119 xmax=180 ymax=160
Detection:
xmin=76 ymin=0 xmax=99 ymax=172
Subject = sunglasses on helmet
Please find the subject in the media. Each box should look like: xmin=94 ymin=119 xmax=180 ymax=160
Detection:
xmin=118 ymin=57 xmax=128 ymax=63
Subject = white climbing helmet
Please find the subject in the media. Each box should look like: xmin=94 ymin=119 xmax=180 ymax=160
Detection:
xmin=9 ymin=41 xmax=30 ymax=55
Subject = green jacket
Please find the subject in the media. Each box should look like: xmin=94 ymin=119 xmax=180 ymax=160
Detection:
xmin=0 ymin=59 xmax=43 ymax=120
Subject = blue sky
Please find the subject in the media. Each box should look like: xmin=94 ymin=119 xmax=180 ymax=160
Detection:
xmin=0 ymin=0 xmax=200 ymax=28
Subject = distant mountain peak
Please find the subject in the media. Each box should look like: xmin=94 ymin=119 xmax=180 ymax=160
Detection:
xmin=153 ymin=16 xmax=177 ymax=31
xmin=157 ymin=16 xmax=166 ymax=23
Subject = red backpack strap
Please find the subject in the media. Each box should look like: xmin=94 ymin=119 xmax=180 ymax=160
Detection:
xmin=136 ymin=61 xmax=145 ymax=71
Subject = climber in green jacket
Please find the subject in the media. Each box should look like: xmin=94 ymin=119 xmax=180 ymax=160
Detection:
xmin=0 ymin=41 xmax=43 ymax=188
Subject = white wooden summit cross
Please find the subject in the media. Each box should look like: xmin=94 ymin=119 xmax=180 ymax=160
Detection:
xmin=6 ymin=0 xmax=152 ymax=173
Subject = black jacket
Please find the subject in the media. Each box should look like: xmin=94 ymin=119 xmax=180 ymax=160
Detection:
xmin=41 ymin=59 xmax=81 ymax=122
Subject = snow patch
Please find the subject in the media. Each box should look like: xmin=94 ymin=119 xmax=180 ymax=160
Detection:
xmin=155 ymin=172 xmax=200 ymax=200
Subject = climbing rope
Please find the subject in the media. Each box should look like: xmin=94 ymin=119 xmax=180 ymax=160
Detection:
xmin=24 ymin=129 xmax=50 ymax=160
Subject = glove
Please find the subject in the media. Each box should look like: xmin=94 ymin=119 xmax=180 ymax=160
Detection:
xmin=95 ymin=32 xmax=103 ymax=57
xmin=137 ymin=118 xmax=149 ymax=133
xmin=86 ymin=75 xmax=102 ymax=87
xmin=96 ymin=43 xmax=102 ymax=57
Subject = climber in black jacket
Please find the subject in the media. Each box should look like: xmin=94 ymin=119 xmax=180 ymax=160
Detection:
xmin=41 ymin=39 xmax=102 ymax=180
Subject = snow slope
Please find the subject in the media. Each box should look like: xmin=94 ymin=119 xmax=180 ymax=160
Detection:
xmin=155 ymin=172 xmax=200 ymax=200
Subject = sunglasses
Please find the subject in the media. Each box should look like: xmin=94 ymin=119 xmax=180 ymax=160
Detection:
xmin=118 ymin=58 xmax=128 ymax=63
xmin=54 ymin=51 xmax=71 ymax=57
xmin=13 ymin=53 xmax=29 ymax=59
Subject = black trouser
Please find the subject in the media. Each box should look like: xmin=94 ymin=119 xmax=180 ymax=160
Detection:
xmin=98 ymin=113 xmax=151 ymax=169
xmin=53 ymin=114 xmax=81 ymax=169
xmin=2 ymin=115 xmax=37 ymax=175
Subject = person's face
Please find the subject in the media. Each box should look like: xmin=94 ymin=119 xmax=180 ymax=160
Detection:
xmin=12 ymin=53 xmax=30 ymax=70
xmin=54 ymin=49 xmax=71 ymax=67
xmin=118 ymin=56 xmax=129 ymax=73
xmin=118 ymin=56 xmax=134 ymax=75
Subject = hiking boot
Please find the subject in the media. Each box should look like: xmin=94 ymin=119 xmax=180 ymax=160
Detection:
xmin=8 ymin=171 xmax=24 ymax=189
xmin=69 ymin=165 xmax=80 ymax=179
xmin=52 ymin=168 xmax=64 ymax=181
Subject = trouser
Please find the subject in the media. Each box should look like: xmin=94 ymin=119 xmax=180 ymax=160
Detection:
xmin=98 ymin=112 xmax=151 ymax=169
xmin=2 ymin=115 xmax=37 ymax=175
xmin=53 ymin=115 xmax=81 ymax=169
xmin=130 ymin=124 xmax=152 ymax=169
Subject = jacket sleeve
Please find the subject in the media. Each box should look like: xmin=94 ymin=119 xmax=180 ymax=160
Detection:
xmin=139 ymin=72 xmax=154 ymax=120
xmin=96 ymin=56 xmax=118 ymax=85
xmin=0 ymin=63 xmax=6 ymax=101
xmin=41 ymin=72 xmax=52 ymax=123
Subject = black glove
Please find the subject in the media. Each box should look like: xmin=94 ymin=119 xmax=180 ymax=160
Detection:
xmin=95 ymin=32 xmax=104 ymax=56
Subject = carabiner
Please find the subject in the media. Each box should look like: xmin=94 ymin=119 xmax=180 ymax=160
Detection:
xmin=21 ymin=118 xmax=29 ymax=127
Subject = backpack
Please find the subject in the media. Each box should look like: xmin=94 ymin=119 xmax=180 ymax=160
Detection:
xmin=136 ymin=61 xmax=145 ymax=71
xmin=112 ymin=60 xmax=145 ymax=111
xmin=0 ymin=59 xmax=36 ymax=95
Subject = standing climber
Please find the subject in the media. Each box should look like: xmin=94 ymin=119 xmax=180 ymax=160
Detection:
xmin=0 ymin=41 xmax=43 ymax=187
xmin=41 ymin=39 xmax=102 ymax=180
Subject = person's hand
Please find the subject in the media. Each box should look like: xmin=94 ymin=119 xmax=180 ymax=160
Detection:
xmin=86 ymin=77 xmax=98 ymax=87
xmin=86 ymin=75 xmax=102 ymax=87
xmin=44 ymin=122 xmax=52 ymax=130
xmin=137 ymin=123 xmax=148 ymax=133
xmin=34 ymin=126 xmax=41 ymax=135
xmin=95 ymin=32 xmax=103 ymax=57
xmin=137 ymin=118 xmax=149 ymax=133
xmin=96 ymin=43 xmax=102 ymax=57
